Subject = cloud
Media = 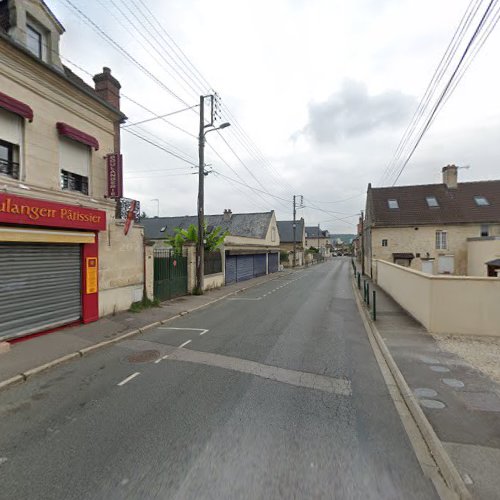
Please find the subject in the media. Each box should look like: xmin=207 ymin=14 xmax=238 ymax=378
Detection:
xmin=300 ymin=80 xmax=416 ymax=144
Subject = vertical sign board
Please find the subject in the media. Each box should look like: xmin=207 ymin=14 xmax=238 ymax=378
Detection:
xmin=106 ymin=153 xmax=123 ymax=199
xmin=85 ymin=257 xmax=98 ymax=294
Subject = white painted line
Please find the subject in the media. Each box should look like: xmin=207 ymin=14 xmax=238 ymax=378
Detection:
xmin=159 ymin=327 xmax=208 ymax=332
xmin=117 ymin=372 xmax=140 ymax=386
xmin=179 ymin=340 xmax=192 ymax=348
xmin=154 ymin=357 xmax=163 ymax=364
xmin=199 ymin=330 xmax=208 ymax=336
xmin=228 ymin=297 xmax=262 ymax=301
xmin=463 ymin=474 xmax=473 ymax=485
xmin=0 ymin=457 xmax=7 ymax=466
xmin=162 ymin=354 xmax=170 ymax=360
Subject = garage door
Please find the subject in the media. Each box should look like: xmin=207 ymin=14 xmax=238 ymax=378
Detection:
xmin=236 ymin=255 xmax=254 ymax=282
xmin=253 ymin=254 xmax=266 ymax=277
xmin=0 ymin=244 xmax=82 ymax=341
xmin=268 ymin=252 xmax=279 ymax=273
xmin=225 ymin=255 xmax=236 ymax=284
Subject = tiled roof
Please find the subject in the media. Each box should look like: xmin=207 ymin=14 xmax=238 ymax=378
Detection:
xmin=368 ymin=180 xmax=500 ymax=226
xmin=142 ymin=212 xmax=274 ymax=240
xmin=277 ymin=219 xmax=304 ymax=242
xmin=305 ymin=226 xmax=328 ymax=238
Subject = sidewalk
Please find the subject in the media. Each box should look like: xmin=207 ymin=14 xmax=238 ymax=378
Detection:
xmin=356 ymin=269 xmax=500 ymax=500
xmin=0 ymin=271 xmax=291 ymax=388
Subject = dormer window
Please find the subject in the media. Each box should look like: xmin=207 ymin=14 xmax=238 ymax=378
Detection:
xmin=474 ymin=196 xmax=489 ymax=206
xmin=387 ymin=199 xmax=399 ymax=209
xmin=26 ymin=24 xmax=43 ymax=59
xmin=426 ymin=196 xmax=439 ymax=207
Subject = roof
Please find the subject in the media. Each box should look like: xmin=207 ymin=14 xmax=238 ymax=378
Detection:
xmin=276 ymin=219 xmax=304 ymax=242
xmin=486 ymin=258 xmax=500 ymax=267
xmin=305 ymin=226 xmax=328 ymax=238
xmin=142 ymin=212 xmax=274 ymax=240
xmin=367 ymin=180 xmax=500 ymax=227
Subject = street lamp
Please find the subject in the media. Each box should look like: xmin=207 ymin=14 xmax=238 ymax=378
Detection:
xmin=196 ymin=101 xmax=231 ymax=294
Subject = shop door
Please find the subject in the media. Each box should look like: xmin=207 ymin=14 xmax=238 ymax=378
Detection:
xmin=268 ymin=252 xmax=279 ymax=273
xmin=236 ymin=255 xmax=254 ymax=282
xmin=253 ymin=254 xmax=266 ymax=277
xmin=225 ymin=255 xmax=236 ymax=284
xmin=0 ymin=243 xmax=82 ymax=341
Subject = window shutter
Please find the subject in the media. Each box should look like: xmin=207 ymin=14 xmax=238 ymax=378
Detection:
xmin=0 ymin=108 xmax=22 ymax=145
xmin=59 ymin=137 xmax=90 ymax=177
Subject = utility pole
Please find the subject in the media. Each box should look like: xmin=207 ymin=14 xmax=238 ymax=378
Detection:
xmin=196 ymin=94 xmax=230 ymax=294
xmin=318 ymin=223 xmax=320 ymax=253
xmin=360 ymin=210 xmax=365 ymax=276
xmin=292 ymin=195 xmax=303 ymax=267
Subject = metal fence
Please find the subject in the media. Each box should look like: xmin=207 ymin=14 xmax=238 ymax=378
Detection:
xmin=204 ymin=251 xmax=222 ymax=275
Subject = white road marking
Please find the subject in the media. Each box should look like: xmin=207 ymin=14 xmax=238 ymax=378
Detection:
xmin=0 ymin=457 xmax=7 ymax=466
xmin=117 ymin=372 xmax=140 ymax=386
xmin=463 ymin=474 xmax=473 ymax=485
xmin=228 ymin=297 xmax=262 ymax=301
xmin=159 ymin=327 xmax=209 ymax=333
xmin=161 ymin=354 xmax=170 ymax=360
xmin=179 ymin=340 xmax=192 ymax=348
xmin=154 ymin=357 xmax=163 ymax=364
xmin=199 ymin=330 xmax=208 ymax=335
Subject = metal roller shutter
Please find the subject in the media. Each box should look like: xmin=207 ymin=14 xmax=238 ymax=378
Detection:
xmin=268 ymin=252 xmax=279 ymax=273
xmin=236 ymin=255 xmax=254 ymax=282
xmin=253 ymin=254 xmax=266 ymax=277
xmin=0 ymin=243 xmax=82 ymax=341
xmin=225 ymin=255 xmax=236 ymax=284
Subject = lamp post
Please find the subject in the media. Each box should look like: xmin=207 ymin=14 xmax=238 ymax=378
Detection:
xmin=196 ymin=94 xmax=230 ymax=294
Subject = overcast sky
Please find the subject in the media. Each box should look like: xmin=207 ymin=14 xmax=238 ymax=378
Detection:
xmin=49 ymin=0 xmax=500 ymax=233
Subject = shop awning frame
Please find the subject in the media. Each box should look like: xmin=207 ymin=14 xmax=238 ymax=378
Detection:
xmin=56 ymin=122 xmax=99 ymax=150
xmin=0 ymin=91 xmax=34 ymax=122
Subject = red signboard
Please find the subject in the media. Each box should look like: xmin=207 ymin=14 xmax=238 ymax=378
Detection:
xmin=106 ymin=153 xmax=123 ymax=199
xmin=0 ymin=194 xmax=106 ymax=231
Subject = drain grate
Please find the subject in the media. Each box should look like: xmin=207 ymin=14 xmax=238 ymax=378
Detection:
xmin=126 ymin=350 xmax=160 ymax=363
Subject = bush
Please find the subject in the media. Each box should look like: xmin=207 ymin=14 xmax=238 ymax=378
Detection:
xmin=129 ymin=296 xmax=160 ymax=313
xmin=280 ymin=251 xmax=289 ymax=262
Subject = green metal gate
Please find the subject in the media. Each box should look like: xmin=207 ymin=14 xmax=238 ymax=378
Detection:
xmin=153 ymin=249 xmax=188 ymax=301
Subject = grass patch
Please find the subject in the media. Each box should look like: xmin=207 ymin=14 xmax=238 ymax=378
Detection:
xmin=129 ymin=296 xmax=160 ymax=313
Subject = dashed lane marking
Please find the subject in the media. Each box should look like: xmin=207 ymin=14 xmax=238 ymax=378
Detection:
xmin=117 ymin=372 xmax=140 ymax=387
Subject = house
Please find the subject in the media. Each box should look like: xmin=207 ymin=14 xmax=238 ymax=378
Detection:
xmin=0 ymin=0 xmax=144 ymax=342
xmin=142 ymin=209 xmax=281 ymax=285
xmin=277 ymin=218 xmax=305 ymax=266
xmin=363 ymin=165 xmax=500 ymax=277
xmin=305 ymin=225 xmax=331 ymax=256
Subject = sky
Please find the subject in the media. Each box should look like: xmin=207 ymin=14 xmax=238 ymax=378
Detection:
xmin=48 ymin=0 xmax=500 ymax=233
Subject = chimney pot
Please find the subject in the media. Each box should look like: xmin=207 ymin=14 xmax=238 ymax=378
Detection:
xmin=223 ymin=209 xmax=232 ymax=221
xmin=93 ymin=67 xmax=121 ymax=110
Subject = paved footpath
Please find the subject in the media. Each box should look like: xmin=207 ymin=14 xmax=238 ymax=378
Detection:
xmin=0 ymin=259 xmax=439 ymax=499
xmin=356 ymin=270 xmax=500 ymax=500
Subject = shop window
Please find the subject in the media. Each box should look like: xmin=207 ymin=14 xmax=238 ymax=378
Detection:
xmin=435 ymin=230 xmax=447 ymax=250
xmin=0 ymin=108 xmax=22 ymax=179
xmin=59 ymin=137 xmax=90 ymax=195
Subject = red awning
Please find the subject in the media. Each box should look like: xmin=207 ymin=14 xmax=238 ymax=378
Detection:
xmin=0 ymin=91 xmax=34 ymax=122
xmin=56 ymin=122 xmax=99 ymax=150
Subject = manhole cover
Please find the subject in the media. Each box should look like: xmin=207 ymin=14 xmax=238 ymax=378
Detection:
xmin=126 ymin=350 xmax=160 ymax=363
xmin=414 ymin=388 xmax=438 ymax=398
xmin=418 ymin=355 xmax=440 ymax=364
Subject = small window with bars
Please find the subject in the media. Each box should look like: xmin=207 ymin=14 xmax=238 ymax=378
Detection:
xmin=0 ymin=139 xmax=20 ymax=179
xmin=435 ymin=230 xmax=447 ymax=250
xmin=61 ymin=169 xmax=88 ymax=195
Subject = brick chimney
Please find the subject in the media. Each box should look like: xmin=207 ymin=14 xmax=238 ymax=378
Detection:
xmin=93 ymin=67 xmax=121 ymax=110
xmin=442 ymin=164 xmax=458 ymax=189
xmin=223 ymin=209 xmax=232 ymax=221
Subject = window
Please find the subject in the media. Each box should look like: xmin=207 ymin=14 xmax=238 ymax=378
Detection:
xmin=426 ymin=196 xmax=439 ymax=207
xmin=388 ymin=199 xmax=399 ymax=209
xmin=382 ymin=239 xmax=388 ymax=247
xmin=27 ymin=24 xmax=42 ymax=59
xmin=480 ymin=224 xmax=489 ymax=237
xmin=474 ymin=196 xmax=489 ymax=206
xmin=435 ymin=230 xmax=447 ymax=250
xmin=59 ymin=137 xmax=90 ymax=195
xmin=0 ymin=108 xmax=22 ymax=179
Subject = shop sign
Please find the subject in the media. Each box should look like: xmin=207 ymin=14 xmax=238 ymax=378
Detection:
xmin=0 ymin=194 xmax=106 ymax=231
xmin=85 ymin=257 xmax=98 ymax=294
xmin=106 ymin=153 xmax=123 ymax=199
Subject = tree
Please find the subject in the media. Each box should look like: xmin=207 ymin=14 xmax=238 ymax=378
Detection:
xmin=165 ymin=223 xmax=228 ymax=254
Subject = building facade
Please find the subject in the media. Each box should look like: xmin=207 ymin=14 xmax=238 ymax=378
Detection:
xmin=277 ymin=218 xmax=305 ymax=266
xmin=363 ymin=165 xmax=500 ymax=277
xmin=0 ymin=0 xmax=143 ymax=341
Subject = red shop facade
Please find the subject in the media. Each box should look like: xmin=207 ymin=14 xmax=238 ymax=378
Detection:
xmin=0 ymin=193 xmax=106 ymax=341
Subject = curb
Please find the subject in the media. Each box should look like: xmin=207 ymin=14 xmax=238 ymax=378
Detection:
xmin=0 ymin=271 xmax=292 ymax=392
xmin=352 ymin=277 xmax=471 ymax=500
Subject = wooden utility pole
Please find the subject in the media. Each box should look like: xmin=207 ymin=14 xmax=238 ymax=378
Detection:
xmin=292 ymin=195 xmax=296 ymax=268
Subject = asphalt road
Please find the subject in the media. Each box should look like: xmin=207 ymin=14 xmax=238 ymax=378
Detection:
xmin=0 ymin=258 xmax=438 ymax=499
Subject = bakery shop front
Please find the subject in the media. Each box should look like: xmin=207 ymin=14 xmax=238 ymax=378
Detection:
xmin=0 ymin=193 xmax=106 ymax=341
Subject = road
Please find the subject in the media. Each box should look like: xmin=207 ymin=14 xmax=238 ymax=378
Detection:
xmin=0 ymin=258 xmax=439 ymax=499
